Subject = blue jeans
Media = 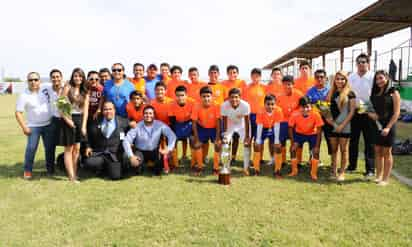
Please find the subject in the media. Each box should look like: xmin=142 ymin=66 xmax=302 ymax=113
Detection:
xmin=24 ymin=124 xmax=55 ymax=172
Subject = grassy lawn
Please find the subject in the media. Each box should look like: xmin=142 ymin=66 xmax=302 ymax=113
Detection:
xmin=0 ymin=94 xmax=411 ymax=246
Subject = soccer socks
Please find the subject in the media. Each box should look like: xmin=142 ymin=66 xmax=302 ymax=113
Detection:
xmin=253 ymin=151 xmax=261 ymax=173
xmin=288 ymin=158 xmax=298 ymax=176
xmin=274 ymin=153 xmax=283 ymax=173
xmin=213 ymin=152 xmax=220 ymax=171
xmin=281 ymin=146 xmax=287 ymax=163
xmin=296 ymin=147 xmax=303 ymax=164
xmin=243 ymin=147 xmax=251 ymax=170
xmin=171 ymin=148 xmax=178 ymax=168
xmin=311 ymin=159 xmax=319 ymax=181
xmin=194 ymin=148 xmax=203 ymax=169
xmin=190 ymin=148 xmax=196 ymax=168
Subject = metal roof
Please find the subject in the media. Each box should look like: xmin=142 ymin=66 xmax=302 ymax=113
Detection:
xmin=263 ymin=0 xmax=412 ymax=69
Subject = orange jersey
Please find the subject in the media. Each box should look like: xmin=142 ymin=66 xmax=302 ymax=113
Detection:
xmin=191 ymin=103 xmax=220 ymax=128
xmin=187 ymin=81 xmax=207 ymax=102
xmin=162 ymin=75 xmax=172 ymax=85
xmin=256 ymin=106 xmax=284 ymax=128
xmin=294 ymin=76 xmax=316 ymax=94
xmin=150 ymin=97 xmax=173 ymax=125
xmin=126 ymin=102 xmax=145 ymax=122
xmin=243 ymin=82 xmax=266 ymax=114
xmin=265 ymin=81 xmax=283 ymax=98
xmin=277 ymin=89 xmax=303 ymax=122
xmin=208 ymin=82 xmax=227 ymax=106
xmin=129 ymin=77 xmax=145 ymax=95
xmin=288 ymin=110 xmax=324 ymax=135
xmin=166 ymin=79 xmax=189 ymax=98
xmin=222 ymin=79 xmax=247 ymax=97
xmin=168 ymin=98 xmax=195 ymax=122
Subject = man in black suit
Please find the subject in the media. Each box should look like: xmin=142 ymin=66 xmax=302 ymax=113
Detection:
xmin=82 ymin=101 xmax=136 ymax=179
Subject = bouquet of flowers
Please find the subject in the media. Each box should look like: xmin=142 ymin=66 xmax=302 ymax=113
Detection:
xmin=314 ymin=100 xmax=332 ymax=119
xmin=55 ymin=96 xmax=72 ymax=118
xmin=357 ymin=99 xmax=382 ymax=131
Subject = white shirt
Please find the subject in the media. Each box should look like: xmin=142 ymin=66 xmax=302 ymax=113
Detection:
xmin=221 ymin=99 xmax=250 ymax=131
xmin=44 ymin=85 xmax=62 ymax=118
xmin=349 ymin=70 xmax=373 ymax=103
xmin=16 ymin=88 xmax=52 ymax=127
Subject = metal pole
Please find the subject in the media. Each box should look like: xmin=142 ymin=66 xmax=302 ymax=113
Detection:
xmin=374 ymin=50 xmax=378 ymax=72
xmin=340 ymin=48 xmax=344 ymax=70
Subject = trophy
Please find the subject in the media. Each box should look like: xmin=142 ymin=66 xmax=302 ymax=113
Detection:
xmin=218 ymin=135 xmax=231 ymax=185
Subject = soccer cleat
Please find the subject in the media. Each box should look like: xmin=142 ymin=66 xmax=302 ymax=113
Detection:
xmin=243 ymin=169 xmax=250 ymax=176
xmin=274 ymin=171 xmax=283 ymax=179
xmin=23 ymin=171 xmax=32 ymax=180
xmin=213 ymin=169 xmax=219 ymax=176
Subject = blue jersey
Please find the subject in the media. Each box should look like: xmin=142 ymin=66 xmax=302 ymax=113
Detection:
xmin=103 ymin=79 xmax=135 ymax=117
xmin=144 ymin=75 xmax=162 ymax=100
xmin=306 ymin=85 xmax=330 ymax=104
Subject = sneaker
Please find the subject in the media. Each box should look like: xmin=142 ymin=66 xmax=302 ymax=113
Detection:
xmin=274 ymin=171 xmax=283 ymax=179
xmin=364 ymin=172 xmax=375 ymax=180
xmin=23 ymin=171 xmax=32 ymax=180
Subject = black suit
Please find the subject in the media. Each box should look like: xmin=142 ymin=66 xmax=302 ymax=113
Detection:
xmin=82 ymin=116 xmax=130 ymax=179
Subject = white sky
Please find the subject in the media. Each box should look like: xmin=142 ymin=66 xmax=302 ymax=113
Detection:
xmin=0 ymin=0 xmax=410 ymax=80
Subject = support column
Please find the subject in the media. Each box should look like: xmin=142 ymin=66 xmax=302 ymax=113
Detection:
xmin=340 ymin=48 xmax=344 ymax=70
xmin=322 ymin=54 xmax=326 ymax=69
xmin=367 ymin=38 xmax=372 ymax=56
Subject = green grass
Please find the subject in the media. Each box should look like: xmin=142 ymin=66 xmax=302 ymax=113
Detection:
xmin=0 ymin=94 xmax=411 ymax=246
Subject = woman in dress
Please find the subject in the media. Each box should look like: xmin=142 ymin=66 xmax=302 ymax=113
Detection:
xmin=326 ymin=71 xmax=356 ymax=181
xmin=368 ymin=70 xmax=400 ymax=186
xmin=60 ymin=68 xmax=89 ymax=183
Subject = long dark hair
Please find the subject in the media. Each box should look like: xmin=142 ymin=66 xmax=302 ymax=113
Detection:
xmin=68 ymin=68 xmax=88 ymax=107
xmin=371 ymin=70 xmax=390 ymax=96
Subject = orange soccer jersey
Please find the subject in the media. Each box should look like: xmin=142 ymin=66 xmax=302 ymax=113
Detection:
xmin=243 ymin=82 xmax=266 ymax=114
xmin=166 ymin=79 xmax=189 ymax=98
xmin=222 ymin=79 xmax=247 ymax=97
xmin=276 ymin=89 xmax=303 ymax=122
xmin=256 ymin=106 xmax=284 ymax=128
xmin=187 ymin=81 xmax=207 ymax=102
xmin=288 ymin=110 xmax=324 ymax=135
xmin=265 ymin=81 xmax=283 ymax=98
xmin=126 ymin=101 xmax=145 ymax=122
xmin=208 ymin=83 xmax=227 ymax=106
xmin=294 ymin=76 xmax=316 ymax=94
xmin=129 ymin=77 xmax=146 ymax=95
xmin=191 ymin=103 xmax=220 ymax=129
xmin=150 ymin=97 xmax=173 ymax=125
xmin=168 ymin=98 xmax=195 ymax=122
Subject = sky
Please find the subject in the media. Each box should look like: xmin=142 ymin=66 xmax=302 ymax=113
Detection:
xmin=0 ymin=0 xmax=410 ymax=80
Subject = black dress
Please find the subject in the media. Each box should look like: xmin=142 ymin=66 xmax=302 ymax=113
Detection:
xmin=370 ymin=87 xmax=397 ymax=147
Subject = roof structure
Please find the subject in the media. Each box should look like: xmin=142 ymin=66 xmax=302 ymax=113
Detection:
xmin=263 ymin=0 xmax=412 ymax=69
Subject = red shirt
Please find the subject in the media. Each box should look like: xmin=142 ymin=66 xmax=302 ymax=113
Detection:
xmin=88 ymin=84 xmax=103 ymax=116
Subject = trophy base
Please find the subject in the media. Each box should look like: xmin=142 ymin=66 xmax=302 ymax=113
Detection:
xmin=218 ymin=173 xmax=231 ymax=185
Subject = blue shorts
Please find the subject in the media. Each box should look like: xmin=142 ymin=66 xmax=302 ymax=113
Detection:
xmin=173 ymin=121 xmax=192 ymax=140
xmin=293 ymin=133 xmax=317 ymax=149
xmin=250 ymin=113 xmax=257 ymax=139
xmin=279 ymin=122 xmax=289 ymax=145
xmin=197 ymin=125 xmax=217 ymax=143
xmin=257 ymin=128 xmax=275 ymax=145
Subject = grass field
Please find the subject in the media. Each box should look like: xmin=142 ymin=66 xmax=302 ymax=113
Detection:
xmin=0 ymin=94 xmax=411 ymax=246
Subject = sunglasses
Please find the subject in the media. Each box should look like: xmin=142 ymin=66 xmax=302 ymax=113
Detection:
xmin=112 ymin=69 xmax=123 ymax=73
xmin=28 ymin=78 xmax=39 ymax=82
xmin=88 ymin=78 xmax=99 ymax=81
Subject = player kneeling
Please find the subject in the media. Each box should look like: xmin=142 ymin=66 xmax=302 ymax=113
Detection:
xmin=288 ymin=96 xmax=324 ymax=181
xmin=252 ymin=95 xmax=284 ymax=177
xmin=221 ymin=88 xmax=251 ymax=175
xmin=191 ymin=86 xmax=221 ymax=175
